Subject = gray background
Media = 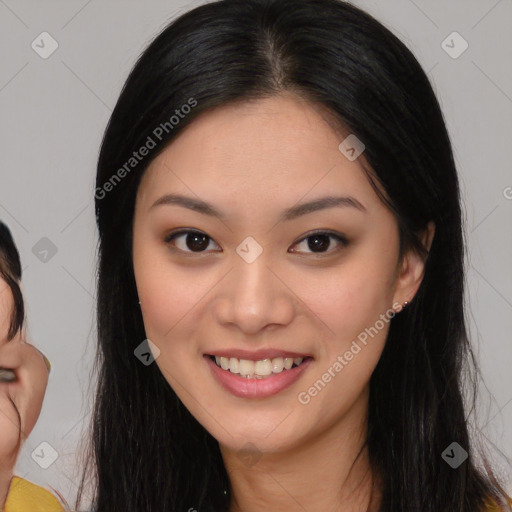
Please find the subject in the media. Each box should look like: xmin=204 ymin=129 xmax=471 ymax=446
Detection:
xmin=1 ymin=0 xmax=511 ymax=508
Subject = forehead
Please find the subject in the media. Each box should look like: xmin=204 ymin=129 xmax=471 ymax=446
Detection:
xmin=136 ymin=93 xmax=384 ymax=219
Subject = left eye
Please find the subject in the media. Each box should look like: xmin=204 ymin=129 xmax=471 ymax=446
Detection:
xmin=289 ymin=230 xmax=348 ymax=255
xmin=165 ymin=230 xmax=220 ymax=253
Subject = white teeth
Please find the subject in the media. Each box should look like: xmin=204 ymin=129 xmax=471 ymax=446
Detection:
xmin=229 ymin=357 xmax=239 ymax=374
xmin=212 ymin=354 xmax=307 ymax=377
xmin=254 ymin=359 xmax=272 ymax=376
xmin=239 ymin=359 xmax=254 ymax=376
xmin=272 ymin=357 xmax=284 ymax=373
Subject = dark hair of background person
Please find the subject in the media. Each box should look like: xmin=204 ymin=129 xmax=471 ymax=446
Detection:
xmin=75 ymin=0 xmax=512 ymax=510
xmin=0 ymin=221 xmax=24 ymax=341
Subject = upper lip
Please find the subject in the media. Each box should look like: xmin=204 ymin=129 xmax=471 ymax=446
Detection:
xmin=205 ymin=349 xmax=313 ymax=361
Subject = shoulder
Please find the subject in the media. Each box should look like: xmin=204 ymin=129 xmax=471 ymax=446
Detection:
xmin=4 ymin=476 xmax=66 ymax=512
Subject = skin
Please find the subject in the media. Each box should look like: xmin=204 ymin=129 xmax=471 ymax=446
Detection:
xmin=0 ymin=278 xmax=50 ymax=507
xmin=132 ymin=92 xmax=435 ymax=512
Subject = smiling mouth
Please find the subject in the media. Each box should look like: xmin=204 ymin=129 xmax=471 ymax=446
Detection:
xmin=207 ymin=354 xmax=311 ymax=379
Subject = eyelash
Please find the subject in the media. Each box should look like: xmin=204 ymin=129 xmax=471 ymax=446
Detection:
xmin=164 ymin=229 xmax=349 ymax=257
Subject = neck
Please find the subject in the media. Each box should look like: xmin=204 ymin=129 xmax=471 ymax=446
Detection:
xmin=221 ymin=386 xmax=381 ymax=512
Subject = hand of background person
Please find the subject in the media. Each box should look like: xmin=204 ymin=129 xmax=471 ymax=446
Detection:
xmin=0 ymin=328 xmax=50 ymax=508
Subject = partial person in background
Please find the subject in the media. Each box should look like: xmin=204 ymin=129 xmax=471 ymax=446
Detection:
xmin=0 ymin=221 xmax=66 ymax=511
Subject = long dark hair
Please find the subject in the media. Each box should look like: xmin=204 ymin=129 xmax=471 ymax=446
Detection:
xmin=0 ymin=221 xmax=24 ymax=340
xmin=76 ymin=0 xmax=511 ymax=510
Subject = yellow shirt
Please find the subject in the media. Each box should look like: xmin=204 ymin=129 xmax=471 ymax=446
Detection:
xmin=3 ymin=476 xmax=65 ymax=512
xmin=485 ymin=495 xmax=512 ymax=510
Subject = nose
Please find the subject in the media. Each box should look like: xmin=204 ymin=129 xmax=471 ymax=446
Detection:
xmin=213 ymin=253 xmax=295 ymax=335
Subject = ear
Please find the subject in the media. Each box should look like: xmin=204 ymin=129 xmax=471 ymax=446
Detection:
xmin=392 ymin=221 xmax=435 ymax=310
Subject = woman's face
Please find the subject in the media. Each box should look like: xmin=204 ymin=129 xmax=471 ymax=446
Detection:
xmin=132 ymin=92 xmax=427 ymax=456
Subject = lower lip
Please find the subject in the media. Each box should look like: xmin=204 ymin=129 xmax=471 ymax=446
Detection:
xmin=204 ymin=355 xmax=313 ymax=399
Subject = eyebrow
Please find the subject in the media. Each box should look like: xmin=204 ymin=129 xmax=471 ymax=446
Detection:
xmin=149 ymin=193 xmax=367 ymax=221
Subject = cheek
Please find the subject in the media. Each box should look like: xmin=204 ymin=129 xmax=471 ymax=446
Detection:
xmin=136 ymin=269 xmax=195 ymax=341
xmin=133 ymin=238 xmax=173 ymax=339
xmin=296 ymin=291 xmax=390 ymax=419
xmin=134 ymin=264 xmax=205 ymax=388
xmin=133 ymin=244 xmax=214 ymax=349
xmin=293 ymin=258 xmax=396 ymax=342
xmin=290 ymin=254 xmax=397 ymax=401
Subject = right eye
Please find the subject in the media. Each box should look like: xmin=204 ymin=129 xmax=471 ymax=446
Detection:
xmin=164 ymin=229 xmax=221 ymax=254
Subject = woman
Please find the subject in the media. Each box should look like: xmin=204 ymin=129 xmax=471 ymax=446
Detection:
xmin=3 ymin=0 xmax=511 ymax=510
xmin=0 ymin=221 xmax=65 ymax=511
xmin=75 ymin=0 xmax=512 ymax=510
